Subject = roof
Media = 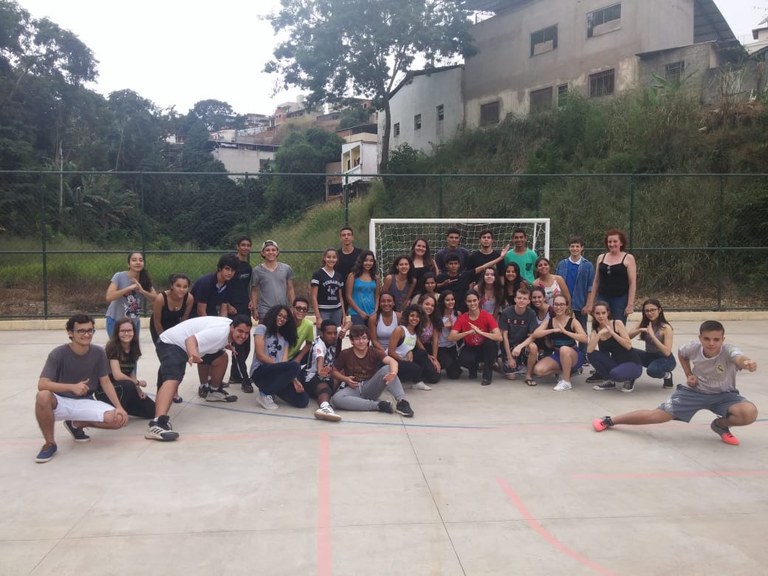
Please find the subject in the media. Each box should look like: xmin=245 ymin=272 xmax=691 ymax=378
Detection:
xmin=693 ymin=0 xmax=739 ymax=45
xmin=461 ymin=0 xmax=531 ymax=13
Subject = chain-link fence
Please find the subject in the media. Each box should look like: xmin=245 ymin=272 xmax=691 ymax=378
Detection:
xmin=1 ymin=170 xmax=766 ymax=318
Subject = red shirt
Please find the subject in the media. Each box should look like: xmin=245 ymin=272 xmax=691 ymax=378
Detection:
xmin=453 ymin=310 xmax=498 ymax=346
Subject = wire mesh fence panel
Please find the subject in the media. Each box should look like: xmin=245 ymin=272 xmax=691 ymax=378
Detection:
xmin=2 ymin=170 xmax=768 ymax=317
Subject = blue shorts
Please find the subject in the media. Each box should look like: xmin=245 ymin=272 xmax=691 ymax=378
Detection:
xmin=659 ymin=385 xmax=751 ymax=423
xmin=549 ymin=347 xmax=584 ymax=370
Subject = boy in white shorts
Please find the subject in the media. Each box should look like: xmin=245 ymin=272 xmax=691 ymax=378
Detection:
xmin=34 ymin=314 xmax=128 ymax=463
xmin=592 ymin=320 xmax=758 ymax=445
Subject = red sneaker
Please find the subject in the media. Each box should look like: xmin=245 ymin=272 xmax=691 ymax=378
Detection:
xmin=711 ymin=419 xmax=739 ymax=446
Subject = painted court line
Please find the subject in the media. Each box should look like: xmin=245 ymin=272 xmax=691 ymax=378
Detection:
xmin=317 ymin=433 xmax=332 ymax=576
xmin=496 ymin=478 xmax=616 ymax=576
xmin=572 ymin=470 xmax=768 ymax=480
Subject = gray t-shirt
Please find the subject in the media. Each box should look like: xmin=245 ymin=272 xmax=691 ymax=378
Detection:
xmin=250 ymin=262 xmax=294 ymax=318
xmin=40 ymin=344 xmax=110 ymax=399
xmin=678 ymin=340 xmax=742 ymax=394
xmin=105 ymin=271 xmax=143 ymax=321
xmin=251 ymin=324 xmax=288 ymax=371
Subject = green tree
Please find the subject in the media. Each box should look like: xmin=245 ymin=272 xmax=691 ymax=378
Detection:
xmin=266 ymin=0 xmax=474 ymax=172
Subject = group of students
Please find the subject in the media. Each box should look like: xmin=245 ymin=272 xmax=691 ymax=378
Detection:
xmin=31 ymin=226 xmax=759 ymax=463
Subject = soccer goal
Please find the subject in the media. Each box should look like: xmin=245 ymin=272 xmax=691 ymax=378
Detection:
xmin=369 ymin=218 xmax=550 ymax=273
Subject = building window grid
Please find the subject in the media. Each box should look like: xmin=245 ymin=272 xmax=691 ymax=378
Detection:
xmin=530 ymin=25 xmax=558 ymax=56
xmin=557 ymin=83 xmax=569 ymax=106
xmin=480 ymin=101 xmax=500 ymax=126
xmin=394 ymin=122 xmax=400 ymax=137
xmin=530 ymin=87 xmax=554 ymax=114
xmin=589 ymin=69 xmax=615 ymax=97
xmin=436 ymin=104 xmax=445 ymax=122
xmin=414 ymin=114 xmax=422 ymax=130
xmin=665 ymin=61 xmax=685 ymax=83
xmin=587 ymin=3 xmax=621 ymax=38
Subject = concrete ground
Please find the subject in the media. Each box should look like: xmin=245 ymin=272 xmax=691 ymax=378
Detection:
xmin=1 ymin=320 xmax=766 ymax=576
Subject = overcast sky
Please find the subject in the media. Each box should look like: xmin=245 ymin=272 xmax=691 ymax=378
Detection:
xmin=15 ymin=0 xmax=768 ymax=116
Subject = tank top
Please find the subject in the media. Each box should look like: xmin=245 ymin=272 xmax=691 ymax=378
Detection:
xmin=641 ymin=323 xmax=666 ymax=355
xmin=149 ymin=292 xmax=189 ymax=343
xmin=539 ymin=278 xmax=562 ymax=307
xmin=419 ymin=323 xmax=434 ymax=346
xmin=598 ymin=253 xmax=629 ymax=298
xmin=350 ymin=277 xmax=376 ymax=316
xmin=387 ymin=276 xmax=411 ymax=311
xmin=547 ymin=317 xmax=578 ymax=348
xmin=439 ymin=312 xmax=457 ymax=348
xmin=480 ymin=294 xmax=496 ymax=316
xmin=598 ymin=321 xmax=642 ymax=364
xmin=393 ymin=328 xmax=417 ymax=358
xmin=376 ymin=313 xmax=398 ymax=345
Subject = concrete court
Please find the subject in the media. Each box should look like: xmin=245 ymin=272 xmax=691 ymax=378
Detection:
xmin=0 ymin=320 xmax=766 ymax=576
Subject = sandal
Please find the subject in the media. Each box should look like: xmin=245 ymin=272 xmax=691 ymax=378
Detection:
xmin=524 ymin=378 xmax=537 ymax=387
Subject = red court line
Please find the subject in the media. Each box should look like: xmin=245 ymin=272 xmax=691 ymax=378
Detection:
xmin=572 ymin=470 xmax=768 ymax=480
xmin=496 ymin=478 xmax=616 ymax=576
xmin=317 ymin=432 xmax=332 ymax=576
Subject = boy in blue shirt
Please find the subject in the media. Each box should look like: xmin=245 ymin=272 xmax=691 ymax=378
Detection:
xmin=555 ymin=236 xmax=594 ymax=354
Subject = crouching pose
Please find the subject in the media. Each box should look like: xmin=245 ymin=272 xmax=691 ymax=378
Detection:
xmin=34 ymin=314 xmax=128 ymax=463
xmin=301 ymin=319 xmax=349 ymax=422
xmin=593 ymin=321 xmax=758 ymax=445
xmin=331 ymin=325 xmax=414 ymax=417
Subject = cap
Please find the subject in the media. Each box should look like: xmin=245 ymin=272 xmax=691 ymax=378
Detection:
xmin=261 ymin=240 xmax=279 ymax=252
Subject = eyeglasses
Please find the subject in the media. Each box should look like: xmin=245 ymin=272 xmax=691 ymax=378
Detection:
xmin=118 ymin=329 xmax=134 ymax=334
xmin=553 ymin=302 xmax=567 ymax=307
xmin=643 ymin=308 xmax=659 ymax=313
xmin=294 ymin=306 xmax=308 ymax=312
xmin=74 ymin=329 xmax=96 ymax=335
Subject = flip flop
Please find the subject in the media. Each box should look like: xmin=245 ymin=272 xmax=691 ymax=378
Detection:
xmin=525 ymin=378 xmax=537 ymax=387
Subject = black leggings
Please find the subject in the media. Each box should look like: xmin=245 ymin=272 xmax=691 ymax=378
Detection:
xmin=95 ymin=381 xmax=155 ymax=419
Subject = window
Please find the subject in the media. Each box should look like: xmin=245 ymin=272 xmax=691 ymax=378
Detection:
xmin=587 ymin=3 xmax=621 ymax=38
xmin=414 ymin=114 xmax=422 ymax=130
xmin=530 ymin=87 xmax=553 ymax=114
xmin=557 ymin=83 xmax=569 ymax=106
xmin=589 ymin=69 xmax=615 ymax=97
xmin=436 ymin=104 xmax=444 ymax=122
xmin=530 ymin=25 xmax=558 ymax=56
xmin=394 ymin=122 xmax=400 ymax=137
xmin=665 ymin=61 xmax=685 ymax=83
xmin=479 ymin=101 xmax=500 ymax=126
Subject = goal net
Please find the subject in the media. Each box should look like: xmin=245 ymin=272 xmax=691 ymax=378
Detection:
xmin=369 ymin=218 xmax=550 ymax=273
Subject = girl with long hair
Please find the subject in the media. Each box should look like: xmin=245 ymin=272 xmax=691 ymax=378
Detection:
xmin=587 ymin=300 xmax=643 ymax=392
xmin=105 ymin=251 xmax=157 ymax=337
xmin=382 ymin=255 xmax=417 ymax=313
xmin=628 ymin=298 xmax=676 ymax=388
xmin=345 ymin=250 xmax=380 ymax=326
xmin=311 ymin=248 xmax=346 ymax=328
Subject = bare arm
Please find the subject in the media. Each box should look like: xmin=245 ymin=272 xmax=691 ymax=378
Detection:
xmin=181 ymin=294 xmax=194 ymax=321
xmin=311 ymin=284 xmax=322 ymax=328
xmin=368 ymin=314 xmax=384 ymax=351
xmin=286 ymin=278 xmax=295 ymax=309
xmin=152 ymin=294 xmax=165 ymax=336
xmin=625 ymin=254 xmax=637 ymax=316
xmin=253 ymin=333 xmax=273 ymax=365
xmin=586 ymin=254 xmax=603 ymax=311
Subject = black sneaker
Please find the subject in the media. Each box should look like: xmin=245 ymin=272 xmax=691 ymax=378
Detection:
xmin=621 ymin=379 xmax=636 ymax=393
xmin=145 ymin=415 xmax=179 ymax=441
xmin=593 ymin=381 xmax=616 ymax=391
xmin=663 ymin=373 xmax=673 ymax=388
xmin=64 ymin=420 xmax=90 ymax=442
xmin=481 ymin=378 xmax=492 ymax=386
xmin=198 ymin=384 xmax=211 ymax=399
xmin=206 ymin=387 xmax=238 ymax=402
xmin=585 ymin=373 xmax=605 ymax=384
xmin=396 ymin=399 xmax=414 ymax=417
xmin=377 ymin=400 xmax=394 ymax=414
xmin=241 ymin=380 xmax=254 ymax=393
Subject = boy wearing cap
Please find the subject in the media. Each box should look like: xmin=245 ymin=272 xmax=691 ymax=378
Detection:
xmin=250 ymin=240 xmax=295 ymax=322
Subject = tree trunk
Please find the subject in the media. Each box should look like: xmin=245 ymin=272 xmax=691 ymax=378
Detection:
xmin=379 ymin=96 xmax=392 ymax=174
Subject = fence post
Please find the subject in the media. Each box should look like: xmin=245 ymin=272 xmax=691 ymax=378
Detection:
xmin=628 ymin=175 xmax=635 ymax=248
xmin=438 ymin=176 xmax=444 ymax=218
xmin=344 ymin=173 xmax=350 ymax=226
xmin=139 ymin=172 xmax=147 ymax=255
xmin=716 ymin=175 xmax=725 ymax=311
xmin=244 ymin=173 xmax=250 ymax=237
xmin=40 ymin=172 xmax=49 ymax=319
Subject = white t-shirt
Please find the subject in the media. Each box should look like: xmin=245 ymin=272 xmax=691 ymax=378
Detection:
xmin=304 ymin=336 xmax=337 ymax=381
xmin=159 ymin=317 xmax=232 ymax=355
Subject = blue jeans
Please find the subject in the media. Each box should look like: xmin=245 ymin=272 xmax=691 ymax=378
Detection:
xmin=598 ymin=293 xmax=629 ymax=324
xmin=251 ymin=362 xmax=308 ymax=407
xmin=636 ymin=350 xmax=676 ymax=379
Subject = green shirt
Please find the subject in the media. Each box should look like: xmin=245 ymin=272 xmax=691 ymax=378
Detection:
xmin=288 ymin=318 xmax=315 ymax=360
xmin=504 ymin=248 xmax=538 ymax=284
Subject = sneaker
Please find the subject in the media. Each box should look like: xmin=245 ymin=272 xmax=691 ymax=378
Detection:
xmin=314 ymin=405 xmax=342 ymax=422
xmin=35 ymin=442 xmax=57 ymax=463
xmin=592 ymin=416 xmax=614 ymax=432
xmin=593 ymin=381 xmax=616 ymax=391
xmin=621 ymin=379 xmax=636 ymax=393
xmin=206 ymin=388 xmax=238 ymax=403
xmin=710 ymin=419 xmax=739 ymax=446
xmin=377 ymin=400 xmax=394 ymax=413
xmin=481 ymin=378 xmax=492 ymax=386
xmin=241 ymin=380 xmax=254 ymax=393
xmin=145 ymin=415 xmax=179 ymax=442
xmin=258 ymin=393 xmax=278 ymax=410
xmin=663 ymin=373 xmax=673 ymax=388
xmin=197 ymin=384 xmax=211 ymax=399
xmin=553 ymin=380 xmax=572 ymax=391
xmin=413 ymin=381 xmax=432 ymax=391
xmin=64 ymin=420 xmax=90 ymax=442
xmin=585 ymin=373 xmax=605 ymax=384
xmin=396 ymin=399 xmax=414 ymax=417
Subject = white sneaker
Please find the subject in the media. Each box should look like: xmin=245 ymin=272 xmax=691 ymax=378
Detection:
xmin=314 ymin=405 xmax=342 ymax=422
xmin=258 ymin=393 xmax=278 ymax=410
xmin=553 ymin=380 xmax=572 ymax=391
xmin=413 ymin=381 xmax=432 ymax=391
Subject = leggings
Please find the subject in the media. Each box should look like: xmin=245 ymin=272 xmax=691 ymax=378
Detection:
xmin=588 ymin=350 xmax=643 ymax=382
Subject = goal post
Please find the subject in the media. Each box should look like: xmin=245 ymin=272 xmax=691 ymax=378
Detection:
xmin=369 ymin=218 xmax=551 ymax=273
